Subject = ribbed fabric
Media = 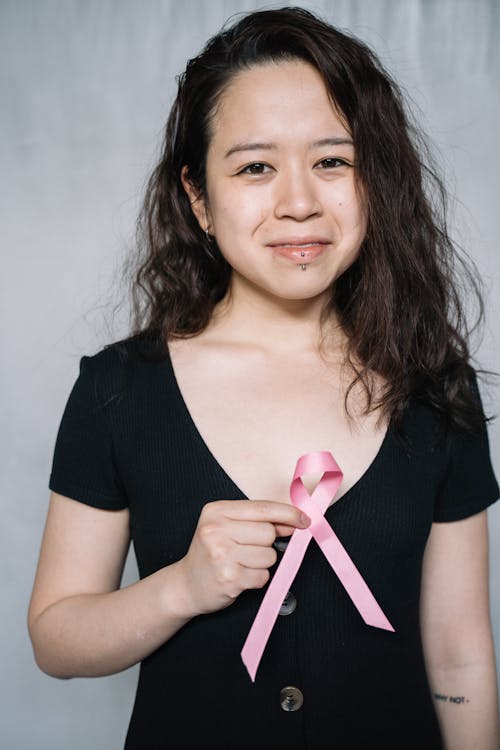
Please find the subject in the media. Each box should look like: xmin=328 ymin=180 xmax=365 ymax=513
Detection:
xmin=48 ymin=333 xmax=499 ymax=749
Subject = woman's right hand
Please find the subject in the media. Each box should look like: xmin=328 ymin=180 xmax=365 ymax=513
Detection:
xmin=177 ymin=500 xmax=310 ymax=616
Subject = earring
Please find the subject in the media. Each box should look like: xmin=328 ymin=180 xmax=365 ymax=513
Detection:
xmin=205 ymin=226 xmax=213 ymax=243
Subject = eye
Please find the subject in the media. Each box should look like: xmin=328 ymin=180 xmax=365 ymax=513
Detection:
xmin=238 ymin=162 xmax=271 ymax=175
xmin=315 ymin=157 xmax=350 ymax=169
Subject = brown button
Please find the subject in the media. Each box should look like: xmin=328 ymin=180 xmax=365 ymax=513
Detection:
xmin=279 ymin=591 xmax=297 ymax=616
xmin=280 ymin=685 xmax=303 ymax=712
xmin=273 ymin=537 xmax=289 ymax=552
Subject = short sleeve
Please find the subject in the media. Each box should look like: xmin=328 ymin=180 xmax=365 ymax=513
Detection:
xmin=434 ymin=378 xmax=499 ymax=522
xmin=48 ymin=355 xmax=128 ymax=510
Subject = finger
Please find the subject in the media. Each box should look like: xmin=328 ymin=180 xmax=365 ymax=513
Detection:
xmin=213 ymin=499 xmax=310 ymax=528
xmin=215 ymin=562 xmax=271 ymax=600
xmin=236 ymin=545 xmax=278 ymax=570
xmin=226 ymin=520 xmax=276 ymax=547
xmin=238 ymin=566 xmax=271 ymax=592
xmin=273 ymin=523 xmax=301 ymax=538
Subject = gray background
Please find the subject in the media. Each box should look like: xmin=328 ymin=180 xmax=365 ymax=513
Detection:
xmin=1 ymin=1 xmax=499 ymax=747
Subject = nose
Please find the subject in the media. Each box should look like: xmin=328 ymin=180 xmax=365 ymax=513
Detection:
xmin=273 ymin=166 xmax=322 ymax=221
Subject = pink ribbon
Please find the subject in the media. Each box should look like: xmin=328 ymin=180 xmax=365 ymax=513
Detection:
xmin=241 ymin=450 xmax=395 ymax=682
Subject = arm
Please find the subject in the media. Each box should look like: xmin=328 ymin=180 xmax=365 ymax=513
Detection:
xmin=420 ymin=510 xmax=500 ymax=749
xmin=27 ymin=492 xmax=195 ymax=678
xmin=28 ymin=491 xmax=309 ymax=679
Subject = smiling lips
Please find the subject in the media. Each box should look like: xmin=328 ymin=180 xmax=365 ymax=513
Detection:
xmin=268 ymin=238 xmax=330 ymax=263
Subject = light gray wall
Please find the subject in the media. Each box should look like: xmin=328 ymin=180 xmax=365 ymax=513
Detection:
xmin=2 ymin=1 xmax=499 ymax=747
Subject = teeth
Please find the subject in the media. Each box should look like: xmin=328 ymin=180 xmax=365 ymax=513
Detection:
xmin=281 ymin=243 xmax=319 ymax=248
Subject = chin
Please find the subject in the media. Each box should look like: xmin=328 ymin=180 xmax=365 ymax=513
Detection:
xmin=273 ymin=281 xmax=333 ymax=301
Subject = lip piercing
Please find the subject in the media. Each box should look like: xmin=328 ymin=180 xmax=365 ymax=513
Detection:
xmin=300 ymin=250 xmax=307 ymax=270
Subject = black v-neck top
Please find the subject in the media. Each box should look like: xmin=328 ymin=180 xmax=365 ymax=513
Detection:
xmin=48 ymin=334 xmax=499 ymax=749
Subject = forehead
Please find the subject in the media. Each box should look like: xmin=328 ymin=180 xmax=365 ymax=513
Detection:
xmin=208 ymin=59 xmax=350 ymax=149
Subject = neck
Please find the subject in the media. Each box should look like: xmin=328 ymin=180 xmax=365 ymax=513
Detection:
xmin=205 ymin=275 xmax=344 ymax=357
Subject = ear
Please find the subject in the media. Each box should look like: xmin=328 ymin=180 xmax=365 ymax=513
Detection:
xmin=180 ymin=165 xmax=211 ymax=232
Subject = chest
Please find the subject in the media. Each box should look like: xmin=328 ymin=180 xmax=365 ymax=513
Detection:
xmin=167 ymin=341 xmax=389 ymax=503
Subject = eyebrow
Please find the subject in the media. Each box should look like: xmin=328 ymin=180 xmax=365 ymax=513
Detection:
xmin=224 ymin=137 xmax=354 ymax=159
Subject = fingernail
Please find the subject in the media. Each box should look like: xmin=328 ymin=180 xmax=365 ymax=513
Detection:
xmin=300 ymin=513 xmax=310 ymax=526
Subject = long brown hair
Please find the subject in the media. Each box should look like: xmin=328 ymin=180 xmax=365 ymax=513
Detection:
xmin=116 ymin=6 xmax=492 ymax=434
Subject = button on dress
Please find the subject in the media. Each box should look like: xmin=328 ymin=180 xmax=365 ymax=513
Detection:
xmin=48 ymin=333 xmax=499 ymax=749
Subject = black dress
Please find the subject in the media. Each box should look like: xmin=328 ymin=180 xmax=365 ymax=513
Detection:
xmin=48 ymin=334 xmax=499 ymax=749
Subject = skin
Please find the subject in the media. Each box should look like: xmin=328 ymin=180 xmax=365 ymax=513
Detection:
xmin=181 ymin=58 xmax=367 ymax=352
xmin=28 ymin=59 xmax=499 ymax=747
xmin=420 ymin=513 xmax=500 ymax=749
xmin=177 ymin=59 xmax=382 ymax=502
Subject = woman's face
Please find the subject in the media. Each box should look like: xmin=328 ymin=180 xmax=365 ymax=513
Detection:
xmin=182 ymin=59 xmax=367 ymax=304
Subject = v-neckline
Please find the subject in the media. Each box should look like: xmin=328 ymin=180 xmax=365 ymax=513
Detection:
xmin=164 ymin=340 xmax=394 ymax=507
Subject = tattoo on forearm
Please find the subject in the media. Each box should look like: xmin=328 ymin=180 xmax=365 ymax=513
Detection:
xmin=433 ymin=693 xmax=470 ymax=705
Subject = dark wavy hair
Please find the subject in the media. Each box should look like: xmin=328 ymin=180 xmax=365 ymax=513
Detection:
xmin=118 ymin=5 xmax=492 ymax=435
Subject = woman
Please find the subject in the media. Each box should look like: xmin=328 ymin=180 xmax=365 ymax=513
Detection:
xmin=28 ymin=7 xmax=499 ymax=749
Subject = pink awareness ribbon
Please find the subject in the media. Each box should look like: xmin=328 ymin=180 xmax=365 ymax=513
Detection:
xmin=241 ymin=450 xmax=395 ymax=682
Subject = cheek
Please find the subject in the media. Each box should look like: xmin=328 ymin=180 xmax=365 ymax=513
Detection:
xmin=342 ymin=191 xmax=368 ymax=236
xmin=327 ymin=180 xmax=360 ymax=217
xmin=213 ymin=187 xmax=263 ymax=229
xmin=336 ymin=199 xmax=367 ymax=269
xmin=335 ymin=197 xmax=366 ymax=238
xmin=353 ymin=182 xmax=369 ymax=231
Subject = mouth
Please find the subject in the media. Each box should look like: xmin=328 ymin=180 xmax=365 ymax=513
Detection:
xmin=269 ymin=242 xmax=330 ymax=263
